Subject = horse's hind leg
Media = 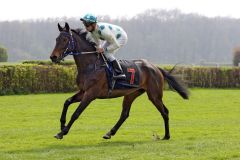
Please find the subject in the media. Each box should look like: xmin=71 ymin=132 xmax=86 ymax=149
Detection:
xmin=161 ymin=103 xmax=170 ymax=140
xmin=103 ymin=89 xmax=145 ymax=139
xmin=147 ymin=91 xmax=170 ymax=140
xmin=60 ymin=90 xmax=84 ymax=131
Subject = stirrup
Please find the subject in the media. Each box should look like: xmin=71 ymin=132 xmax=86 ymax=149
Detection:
xmin=113 ymin=73 xmax=126 ymax=79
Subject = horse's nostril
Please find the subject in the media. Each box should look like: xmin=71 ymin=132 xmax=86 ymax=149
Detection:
xmin=50 ymin=56 xmax=57 ymax=60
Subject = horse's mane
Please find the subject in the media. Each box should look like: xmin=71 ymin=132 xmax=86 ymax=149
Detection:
xmin=71 ymin=28 xmax=96 ymax=48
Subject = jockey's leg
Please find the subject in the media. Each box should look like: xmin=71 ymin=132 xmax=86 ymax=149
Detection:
xmin=105 ymin=53 xmax=126 ymax=79
xmin=112 ymin=58 xmax=126 ymax=79
xmin=102 ymin=34 xmax=128 ymax=79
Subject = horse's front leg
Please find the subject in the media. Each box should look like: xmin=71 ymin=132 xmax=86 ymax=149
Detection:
xmin=55 ymin=91 xmax=95 ymax=139
xmin=60 ymin=90 xmax=84 ymax=131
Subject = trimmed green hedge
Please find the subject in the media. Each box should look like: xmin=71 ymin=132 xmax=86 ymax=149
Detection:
xmin=0 ymin=64 xmax=240 ymax=95
xmin=0 ymin=64 xmax=77 ymax=95
xmin=169 ymin=66 xmax=240 ymax=88
xmin=22 ymin=60 xmax=75 ymax=66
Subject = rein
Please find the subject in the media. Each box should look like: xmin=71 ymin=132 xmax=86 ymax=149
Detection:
xmin=81 ymin=51 xmax=98 ymax=54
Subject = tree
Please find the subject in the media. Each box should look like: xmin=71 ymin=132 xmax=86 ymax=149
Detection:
xmin=233 ymin=47 xmax=240 ymax=66
xmin=1 ymin=9 xmax=240 ymax=63
xmin=0 ymin=45 xmax=8 ymax=62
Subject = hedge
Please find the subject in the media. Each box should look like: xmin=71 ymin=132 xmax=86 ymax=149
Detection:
xmin=0 ymin=64 xmax=240 ymax=95
xmin=169 ymin=66 xmax=240 ymax=88
xmin=0 ymin=64 xmax=77 ymax=95
xmin=22 ymin=60 xmax=75 ymax=66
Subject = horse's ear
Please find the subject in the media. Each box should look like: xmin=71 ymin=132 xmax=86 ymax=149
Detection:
xmin=65 ymin=22 xmax=70 ymax=32
xmin=58 ymin=23 xmax=63 ymax=32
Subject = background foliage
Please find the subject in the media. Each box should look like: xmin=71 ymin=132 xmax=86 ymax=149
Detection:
xmin=0 ymin=61 xmax=240 ymax=95
xmin=1 ymin=9 xmax=240 ymax=64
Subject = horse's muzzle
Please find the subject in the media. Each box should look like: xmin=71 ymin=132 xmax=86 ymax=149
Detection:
xmin=50 ymin=56 xmax=58 ymax=63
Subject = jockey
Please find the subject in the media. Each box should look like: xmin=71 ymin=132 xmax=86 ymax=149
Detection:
xmin=80 ymin=13 xmax=127 ymax=79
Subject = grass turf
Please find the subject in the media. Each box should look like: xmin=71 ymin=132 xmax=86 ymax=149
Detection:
xmin=0 ymin=89 xmax=240 ymax=160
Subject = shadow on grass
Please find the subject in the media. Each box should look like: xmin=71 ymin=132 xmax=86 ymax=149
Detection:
xmin=3 ymin=139 xmax=165 ymax=154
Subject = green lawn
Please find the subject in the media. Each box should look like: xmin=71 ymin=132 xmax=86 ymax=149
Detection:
xmin=0 ymin=89 xmax=240 ymax=160
xmin=0 ymin=62 xmax=21 ymax=65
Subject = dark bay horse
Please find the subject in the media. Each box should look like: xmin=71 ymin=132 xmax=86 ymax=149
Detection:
xmin=50 ymin=22 xmax=189 ymax=140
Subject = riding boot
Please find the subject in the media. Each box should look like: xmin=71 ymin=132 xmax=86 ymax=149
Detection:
xmin=111 ymin=60 xmax=126 ymax=79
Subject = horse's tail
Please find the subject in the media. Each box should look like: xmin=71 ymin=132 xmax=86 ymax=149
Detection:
xmin=158 ymin=67 xmax=189 ymax=99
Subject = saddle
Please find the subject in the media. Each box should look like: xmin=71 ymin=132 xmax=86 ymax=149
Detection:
xmin=105 ymin=59 xmax=140 ymax=92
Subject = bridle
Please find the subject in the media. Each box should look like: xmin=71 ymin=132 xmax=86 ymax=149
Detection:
xmin=57 ymin=30 xmax=109 ymax=73
xmin=59 ymin=31 xmax=97 ymax=60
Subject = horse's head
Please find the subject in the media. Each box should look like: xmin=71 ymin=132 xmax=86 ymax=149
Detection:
xmin=50 ymin=22 xmax=76 ymax=63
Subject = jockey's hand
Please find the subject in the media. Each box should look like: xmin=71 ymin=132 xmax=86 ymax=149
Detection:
xmin=97 ymin=47 xmax=105 ymax=54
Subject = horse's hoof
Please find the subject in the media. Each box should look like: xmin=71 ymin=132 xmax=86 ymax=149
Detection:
xmin=54 ymin=133 xmax=63 ymax=140
xmin=63 ymin=131 xmax=69 ymax=135
xmin=162 ymin=136 xmax=170 ymax=140
xmin=103 ymin=134 xmax=111 ymax=139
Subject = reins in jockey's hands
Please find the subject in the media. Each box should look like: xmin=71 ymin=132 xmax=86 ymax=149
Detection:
xmin=96 ymin=47 xmax=105 ymax=54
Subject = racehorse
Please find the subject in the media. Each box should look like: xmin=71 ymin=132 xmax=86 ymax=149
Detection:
xmin=50 ymin=22 xmax=189 ymax=140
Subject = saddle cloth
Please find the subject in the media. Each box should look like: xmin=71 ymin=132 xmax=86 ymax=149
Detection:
xmin=105 ymin=60 xmax=140 ymax=90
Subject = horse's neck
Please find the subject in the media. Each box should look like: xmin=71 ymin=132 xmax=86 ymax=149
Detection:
xmin=72 ymin=34 xmax=98 ymax=72
xmin=73 ymin=54 xmax=98 ymax=71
